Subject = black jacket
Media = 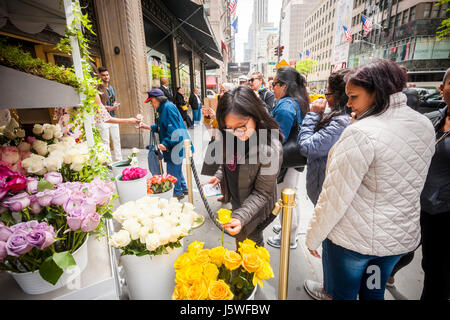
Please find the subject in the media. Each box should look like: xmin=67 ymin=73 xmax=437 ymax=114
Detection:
xmin=189 ymin=92 xmax=201 ymax=110
xmin=160 ymin=86 xmax=174 ymax=102
xmin=403 ymin=88 xmax=419 ymax=111
xmin=258 ymin=88 xmax=275 ymax=112
xmin=421 ymin=106 xmax=450 ymax=215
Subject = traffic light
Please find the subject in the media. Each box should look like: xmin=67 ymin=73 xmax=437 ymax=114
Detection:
xmin=274 ymin=46 xmax=280 ymax=56
xmin=279 ymin=46 xmax=284 ymax=56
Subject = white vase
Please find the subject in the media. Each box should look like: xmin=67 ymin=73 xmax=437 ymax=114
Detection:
xmin=111 ymin=160 xmax=132 ymax=178
xmin=115 ymin=174 xmax=149 ymax=204
xmin=8 ymin=235 xmax=89 ymax=295
xmin=146 ymin=187 xmax=173 ymax=200
xmin=246 ymin=285 xmax=257 ymax=300
xmin=120 ymin=241 xmax=184 ymax=300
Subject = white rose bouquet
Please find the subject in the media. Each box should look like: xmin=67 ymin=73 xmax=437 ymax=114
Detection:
xmin=110 ymin=196 xmax=201 ymax=256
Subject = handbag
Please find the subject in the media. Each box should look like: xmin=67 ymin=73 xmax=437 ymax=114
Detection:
xmin=181 ymin=104 xmax=188 ymax=111
xmin=281 ymin=99 xmax=307 ymax=169
xmin=201 ymin=137 xmax=221 ymax=176
xmin=147 ymin=131 xmax=163 ymax=175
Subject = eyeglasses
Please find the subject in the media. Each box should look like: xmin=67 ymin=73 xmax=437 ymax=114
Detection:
xmin=224 ymin=118 xmax=251 ymax=136
xmin=273 ymin=81 xmax=282 ymax=87
xmin=324 ymin=92 xmax=334 ymax=96
xmin=249 ymin=78 xmax=258 ymax=82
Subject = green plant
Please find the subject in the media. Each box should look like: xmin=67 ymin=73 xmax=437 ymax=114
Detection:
xmin=0 ymin=40 xmax=80 ymax=88
xmin=295 ymin=59 xmax=319 ymax=80
xmin=436 ymin=0 xmax=450 ymax=39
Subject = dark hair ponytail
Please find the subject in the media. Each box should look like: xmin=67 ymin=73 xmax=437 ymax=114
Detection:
xmin=276 ymin=67 xmax=310 ymax=118
xmin=316 ymin=69 xmax=350 ymax=131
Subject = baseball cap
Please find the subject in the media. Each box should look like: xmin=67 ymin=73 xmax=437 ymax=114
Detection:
xmin=144 ymin=88 xmax=164 ymax=103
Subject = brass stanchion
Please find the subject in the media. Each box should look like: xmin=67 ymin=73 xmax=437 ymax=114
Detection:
xmin=183 ymin=139 xmax=194 ymax=204
xmin=278 ymin=188 xmax=296 ymax=300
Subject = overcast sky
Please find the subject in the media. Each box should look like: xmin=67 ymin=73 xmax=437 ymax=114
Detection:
xmin=235 ymin=0 xmax=282 ymax=62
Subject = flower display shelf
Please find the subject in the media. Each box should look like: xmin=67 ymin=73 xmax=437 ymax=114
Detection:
xmin=0 ymin=227 xmax=121 ymax=300
xmin=0 ymin=66 xmax=81 ymax=110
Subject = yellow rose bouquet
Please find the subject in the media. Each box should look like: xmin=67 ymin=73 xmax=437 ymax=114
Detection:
xmin=172 ymin=239 xmax=274 ymax=300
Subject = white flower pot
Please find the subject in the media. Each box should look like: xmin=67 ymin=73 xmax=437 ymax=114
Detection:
xmin=146 ymin=187 xmax=173 ymax=200
xmin=120 ymin=241 xmax=184 ymax=300
xmin=115 ymin=174 xmax=149 ymax=204
xmin=8 ymin=235 xmax=89 ymax=295
xmin=246 ymin=285 xmax=257 ymax=300
xmin=111 ymin=160 xmax=132 ymax=177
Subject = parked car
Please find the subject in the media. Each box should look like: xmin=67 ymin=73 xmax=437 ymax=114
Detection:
xmin=206 ymin=89 xmax=216 ymax=98
xmin=417 ymin=91 xmax=446 ymax=114
xmin=410 ymin=87 xmax=440 ymax=98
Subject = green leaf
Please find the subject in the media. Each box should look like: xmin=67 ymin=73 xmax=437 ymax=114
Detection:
xmin=37 ymin=179 xmax=54 ymax=192
xmin=39 ymin=256 xmax=64 ymax=285
xmin=0 ymin=211 xmax=15 ymax=225
xmin=52 ymin=251 xmax=76 ymax=270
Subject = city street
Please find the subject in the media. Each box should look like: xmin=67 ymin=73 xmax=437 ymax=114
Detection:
xmin=123 ymin=122 xmax=425 ymax=300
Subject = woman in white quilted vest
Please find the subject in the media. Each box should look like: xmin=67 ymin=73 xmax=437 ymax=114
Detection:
xmin=305 ymin=59 xmax=436 ymax=300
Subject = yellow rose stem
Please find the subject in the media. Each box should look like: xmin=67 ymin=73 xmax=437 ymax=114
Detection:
xmin=221 ymin=225 xmax=225 ymax=247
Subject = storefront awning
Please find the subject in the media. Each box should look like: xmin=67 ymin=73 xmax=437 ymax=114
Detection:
xmin=0 ymin=0 xmax=66 ymax=36
xmin=204 ymin=53 xmax=219 ymax=70
xmin=164 ymin=0 xmax=223 ymax=61
xmin=206 ymin=75 xmax=217 ymax=87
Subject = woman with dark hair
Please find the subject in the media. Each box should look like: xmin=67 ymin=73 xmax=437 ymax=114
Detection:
xmin=207 ymin=85 xmax=283 ymax=248
xmin=267 ymin=66 xmax=310 ymax=250
xmin=299 ymin=69 xmax=351 ymax=300
xmin=305 ymin=59 xmax=436 ymax=300
xmin=249 ymin=71 xmax=275 ymax=112
xmin=175 ymin=87 xmax=193 ymax=129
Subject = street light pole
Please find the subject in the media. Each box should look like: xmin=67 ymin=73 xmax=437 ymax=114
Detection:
xmin=277 ymin=9 xmax=284 ymax=65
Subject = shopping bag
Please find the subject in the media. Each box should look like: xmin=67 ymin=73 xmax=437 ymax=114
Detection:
xmin=148 ymin=131 xmax=163 ymax=175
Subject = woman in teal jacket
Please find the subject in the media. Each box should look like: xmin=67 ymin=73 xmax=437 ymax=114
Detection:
xmin=140 ymin=89 xmax=193 ymax=199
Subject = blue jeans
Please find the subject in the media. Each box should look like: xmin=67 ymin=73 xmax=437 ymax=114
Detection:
xmin=193 ymin=106 xmax=202 ymax=123
xmin=322 ymin=238 xmax=404 ymax=300
xmin=165 ymin=158 xmax=187 ymax=196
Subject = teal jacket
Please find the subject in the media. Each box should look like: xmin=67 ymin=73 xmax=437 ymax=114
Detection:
xmin=151 ymin=100 xmax=193 ymax=163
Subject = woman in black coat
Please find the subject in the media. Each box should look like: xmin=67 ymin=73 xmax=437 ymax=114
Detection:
xmin=175 ymin=87 xmax=193 ymax=129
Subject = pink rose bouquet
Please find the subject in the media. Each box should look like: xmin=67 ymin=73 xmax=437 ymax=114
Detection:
xmin=121 ymin=167 xmax=148 ymax=181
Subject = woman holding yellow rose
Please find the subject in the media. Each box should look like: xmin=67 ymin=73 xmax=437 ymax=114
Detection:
xmin=208 ymin=86 xmax=283 ymax=248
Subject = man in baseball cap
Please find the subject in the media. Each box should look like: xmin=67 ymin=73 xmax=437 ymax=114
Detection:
xmin=140 ymin=88 xmax=193 ymax=200
xmin=144 ymin=88 xmax=165 ymax=103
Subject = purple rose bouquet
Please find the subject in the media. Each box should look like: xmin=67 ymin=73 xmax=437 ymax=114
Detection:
xmin=0 ymin=172 xmax=116 ymax=285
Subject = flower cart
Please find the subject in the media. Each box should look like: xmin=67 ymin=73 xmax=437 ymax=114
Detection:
xmin=0 ymin=1 xmax=123 ymax=299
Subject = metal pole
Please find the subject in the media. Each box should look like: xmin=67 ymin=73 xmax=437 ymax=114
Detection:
xmin=278 ymin=188 xmax=296 ymax=300
xmin=183 ymin=139 xmax=194 ymax=204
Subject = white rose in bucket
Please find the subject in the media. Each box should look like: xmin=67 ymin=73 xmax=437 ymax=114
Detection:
xmin=32 ymin=140 xmax=48 ymax=156
xmin=138 ymin=226 xmax=152 ymax=243
xmin=157 ymin=230 xmax=171 ymax=246
xmin=145 ymin=233 xmax=161 ymax=251
xmin=122 ymin=219 xmax=142 ymax=240
xmin=169 ymin=227 xmax=181 ymax=243
xmin=140 ymin=217 xmax=154 ymax=230
xmin=42 ymin=128 xmax=54 ymax=140
xmin=44 ymin=156 xmax=63 ymax=172
xmin=113 ymin=202 xmax=136 ymax=223
xmin=179 ymin=212 xmax=195 ymax=227
xmin=32 ymin=124 xmax=44 ymax=135
xmin=110 ymin=230 xmax=131 ymax=248
xmin=158 ymin=198 xmax=169 ymax=209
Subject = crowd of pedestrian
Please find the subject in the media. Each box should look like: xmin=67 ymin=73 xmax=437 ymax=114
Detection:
xmin=82 ymin=58 xmax=449 ymax=301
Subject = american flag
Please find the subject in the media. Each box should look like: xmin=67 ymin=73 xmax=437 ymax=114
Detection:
xmin=228 ymin=0 xmax=237 ymax=15
xmin=343 ymin=26 xmax=352 ymax=43
xmin=361 ymin=15 xmax=373 ymax=35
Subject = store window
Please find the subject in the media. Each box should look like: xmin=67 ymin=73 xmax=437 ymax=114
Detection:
xmin=395 ymin=13 xmax=401 ymax=27
xmin=409 ymin=6 xmax=416 ymax=22
xmin=431 ymin=2 xmax=441 ymax=18
xmin=440 ymin=3 xmax=448 ymax=17
xmin=432 ymin=37 xmax=450 ymax=58
xmin=402 ymin=10 xmax=409 ymax=24
xmin=413 ymin=37 xmax=433 ymax=60
xmin=147 ymin=47 xmax=172 ymax=90
xmin=424 ymin=2 xmax=432 ymax=18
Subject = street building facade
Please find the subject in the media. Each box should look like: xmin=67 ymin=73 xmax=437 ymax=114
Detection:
xmin=303 ymin=0 xmax=340 ymax=89
xmin=348 ymin=0 xmax=450 ymax=87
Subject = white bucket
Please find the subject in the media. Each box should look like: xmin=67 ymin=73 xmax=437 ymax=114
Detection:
xmin=111 ymin=160 xmax=132 ymax=178
xmin=146 ymin=187 xmax=173 ymax=200
xmin=115 ymin=174 xmax=149 ymax=204
xmin=9 ymin=235 xmax=89 ymax=295
xmin=120 ymin=241 xmax=183 ymax=300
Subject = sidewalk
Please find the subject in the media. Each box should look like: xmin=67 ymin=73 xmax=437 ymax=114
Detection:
xmin=119 ymin=122 xmax=424 ymax=300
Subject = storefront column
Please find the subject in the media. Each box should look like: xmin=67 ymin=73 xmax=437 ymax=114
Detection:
xmin=170 ymin=36 xmax=180 ymax=93
xmin=94 ymin=0 xmax=151 ymax=148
